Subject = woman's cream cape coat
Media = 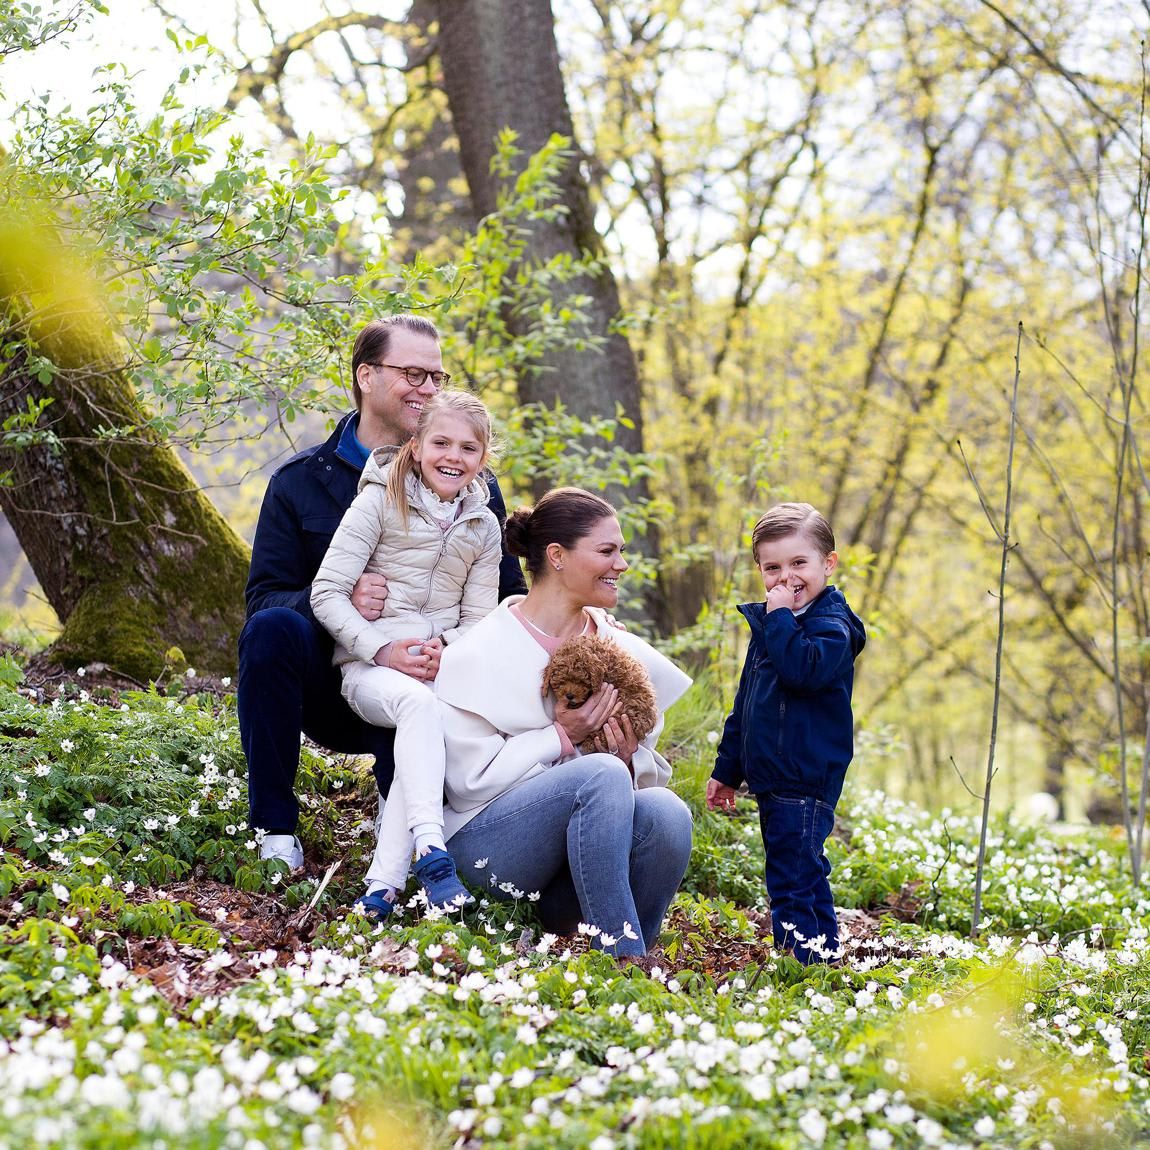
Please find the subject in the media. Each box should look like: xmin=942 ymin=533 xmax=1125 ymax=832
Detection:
xmin=310 ymin=447 xmax=502 ymax=667
xmin=436 ymin=597 xmax=692 ymax=838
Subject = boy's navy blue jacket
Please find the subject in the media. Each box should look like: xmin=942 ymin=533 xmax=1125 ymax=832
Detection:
xmin=244 ymin=412 xmax=526 ymax=627
xmin=712 ymin=586 xmax=866 ymax=806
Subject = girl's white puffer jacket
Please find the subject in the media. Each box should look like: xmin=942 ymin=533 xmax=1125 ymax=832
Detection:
xmin=310 ymin=446 xmax=503 ymax=667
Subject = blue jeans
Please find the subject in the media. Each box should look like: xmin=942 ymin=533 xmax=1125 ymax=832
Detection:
xmin=757 ymin=793 xmax=839 ymax=964
xmin=238 ymin=608 xmax=396 ymax=834
xmin=446 ymin=756 xmax=693 ymax=958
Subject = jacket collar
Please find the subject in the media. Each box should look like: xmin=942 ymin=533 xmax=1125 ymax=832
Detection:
xmin=358 ymin=445 xmax=493 ymax=522
xmin=335 ymin=412 xmax=370 ymax=471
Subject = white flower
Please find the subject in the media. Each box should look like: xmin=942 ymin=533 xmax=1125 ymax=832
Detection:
xmin=798 ymin=1109 xmax=827 ymax=1144
xmin=60 ymin=739 xmax=75 ymax=753
xmin=329 ymin=1073 xmax=355 ymax=1102
xmin=866 ymin=1131 xmax=893 ymax=1150
xmin=222 ymin=677 xmax=232 ymax=687
xmin=516 ymin=1024 xmax=538 ymax=1045
xmin=84 ymin=808 xmax=96 ymax=821
xmin=974 ymin=1117 xmax=996 ymax=1138
xmin=474 ymin=858 xmax=489 ymax=869
xmin=185 ymin=667 xmax=196 ymax=678
xmin=52 ymin=883 xmax=69 ymax=901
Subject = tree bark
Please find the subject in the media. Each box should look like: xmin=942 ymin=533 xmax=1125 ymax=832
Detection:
xmin=433 ymin=0 xmax=670 ymax=628
xmin=0 ymin=296 xmax=249 ymax=681
xmin=394 ymin=0 xmax=477 ymax=260
xmin=434 ymin=0 xmax=642 ymax=436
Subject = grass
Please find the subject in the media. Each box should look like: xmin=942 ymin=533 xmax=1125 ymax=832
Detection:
xmin=1 ymin=664 xmax=1149 ymax=1148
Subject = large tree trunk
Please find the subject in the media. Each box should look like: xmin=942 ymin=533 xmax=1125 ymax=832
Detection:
xmin=433 ymin=0 xmax=671 ymax=630
xmin=0 ymin=269 xmax=249 ymax=681
xmin=393 ymin=0 xmax=477 ymax=260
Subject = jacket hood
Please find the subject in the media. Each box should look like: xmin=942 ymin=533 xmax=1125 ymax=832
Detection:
xmin=357 ymin=445 xmax=491 ymax=515
xmin=740 ymin=586 xmax=866 ymax=654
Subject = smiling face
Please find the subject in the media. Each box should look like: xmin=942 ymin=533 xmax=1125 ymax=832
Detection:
xmin=755 ymin=530 xmax=838 ymax=611
xmin=412 ymin=411 xmax=488 ymax=501
xmin=551 ymin=515 xmax=628 ymax=609
xmin=356 ymin=327 xmax=443 ymax=446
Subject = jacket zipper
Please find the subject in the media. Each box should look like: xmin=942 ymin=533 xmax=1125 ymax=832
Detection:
xmin=777 ymin=698 xmax=786 ymax=755
xmin=414 ymin=507 xmax=485 ymax=618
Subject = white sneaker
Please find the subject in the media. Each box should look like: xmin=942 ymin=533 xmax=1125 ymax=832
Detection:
xmin=259 ymin=834 xmax=303 ymax=869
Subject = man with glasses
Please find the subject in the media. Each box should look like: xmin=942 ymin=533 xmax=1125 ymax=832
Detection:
xmin=238 ymin=314 xmax=526 ymax=869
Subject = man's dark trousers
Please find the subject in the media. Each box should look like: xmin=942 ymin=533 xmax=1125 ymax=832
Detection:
xmin=239 ymin=608 xmax=396 ymax=834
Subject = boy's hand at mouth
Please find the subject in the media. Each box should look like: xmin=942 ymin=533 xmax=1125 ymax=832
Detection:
xmin=766 ymin=584 xmax=798 ymax=612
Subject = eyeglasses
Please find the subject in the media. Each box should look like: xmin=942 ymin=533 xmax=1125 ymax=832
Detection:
xmin=367 ymin=363 xmax=451 ymax=390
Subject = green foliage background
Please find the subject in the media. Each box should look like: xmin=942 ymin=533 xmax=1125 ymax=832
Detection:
xmin=1 ymin=5 xmax=1147 ymax=807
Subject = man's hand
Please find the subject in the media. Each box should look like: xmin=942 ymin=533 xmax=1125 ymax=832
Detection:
xmin=706 ymin=778 xmax=739 ymax=812
xmin=351 ymin=572 xmax=389 ymax=621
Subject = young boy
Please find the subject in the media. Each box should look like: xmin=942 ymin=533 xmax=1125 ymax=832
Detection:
xmin=706 ymin=502 xmax=866 ymax=964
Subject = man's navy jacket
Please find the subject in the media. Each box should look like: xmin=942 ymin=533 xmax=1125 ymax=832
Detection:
xmin=244 ymin=412 xmax=527 ymax=628
xmin=712 ymin=587 xmax=866 ymax=807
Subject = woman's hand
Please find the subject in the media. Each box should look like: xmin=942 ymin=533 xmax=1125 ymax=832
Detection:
xmin=591 ymin=713 xmax=639 ymax=766
xmin=554 ymin=682 xmax=619 ymax=746
xmin=376 ymin=636 xmax=437 ymax=682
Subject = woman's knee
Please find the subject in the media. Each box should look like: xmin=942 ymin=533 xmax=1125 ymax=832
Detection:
xmin=634 ymin=788 xmax=693 ymax=854
xmin=574 ymin=755 xmax=637 ymax=807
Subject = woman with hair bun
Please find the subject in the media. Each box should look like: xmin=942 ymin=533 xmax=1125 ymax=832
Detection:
xmin=435 ymin=487 xmax=693 ymax=957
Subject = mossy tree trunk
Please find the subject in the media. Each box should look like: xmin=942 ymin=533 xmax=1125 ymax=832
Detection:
xmin=0 ymin=332 xmax=249 ymax=683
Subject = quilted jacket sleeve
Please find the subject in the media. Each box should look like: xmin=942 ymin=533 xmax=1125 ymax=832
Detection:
xmin=310 ymin=489 xmax=389 ymax=664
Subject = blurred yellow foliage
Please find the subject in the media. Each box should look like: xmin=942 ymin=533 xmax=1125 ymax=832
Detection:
xmin=0 ymin=196 xmax=116 ymax=370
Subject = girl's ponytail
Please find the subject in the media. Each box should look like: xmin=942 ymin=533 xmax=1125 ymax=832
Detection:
xmin=385 ymin=439 xmax=419 ymax=527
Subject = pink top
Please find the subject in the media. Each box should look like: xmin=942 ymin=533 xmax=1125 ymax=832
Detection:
xmin=509 ymin=603 xmax=593 ymax=759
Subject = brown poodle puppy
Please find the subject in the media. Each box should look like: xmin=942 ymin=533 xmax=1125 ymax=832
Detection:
xmin=541 ymin=634 xmax=659 ymax=754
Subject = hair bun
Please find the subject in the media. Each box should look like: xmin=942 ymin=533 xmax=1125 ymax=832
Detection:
xmin=503 ymin=507 xmax=533 ymax=558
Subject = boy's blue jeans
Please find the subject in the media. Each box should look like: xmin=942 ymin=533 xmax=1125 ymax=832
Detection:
xmin=756 ymin=793 xmax=840 ymax=964
xmin=447 ymin=756 xmax=693 ymax=958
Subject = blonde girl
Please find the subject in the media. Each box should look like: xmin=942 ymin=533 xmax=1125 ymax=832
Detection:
xmin=311 ymin=390 xmax=501 ymax=917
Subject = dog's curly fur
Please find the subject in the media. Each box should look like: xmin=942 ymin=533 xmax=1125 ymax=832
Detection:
xmin=541 ymin=634 xmax=658 ymax=754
